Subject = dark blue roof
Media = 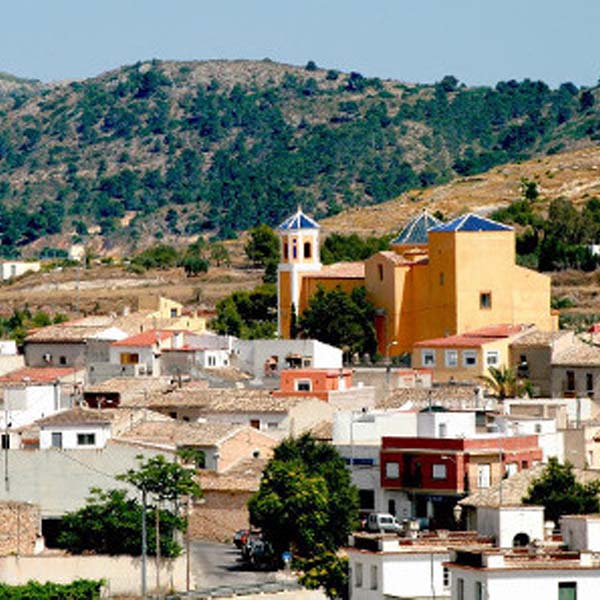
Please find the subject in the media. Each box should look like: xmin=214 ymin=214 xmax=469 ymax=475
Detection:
xmin=278 ymin=208 xmax=320 ymax=231
xmin=392 ymin=211 xmax=442 ymax=245
xmin=429 ymin=213 xmax=512 ymax=233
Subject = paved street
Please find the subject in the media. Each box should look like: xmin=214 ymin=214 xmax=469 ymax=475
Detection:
xmin=190 ymin=541 xmax=282 ymax=590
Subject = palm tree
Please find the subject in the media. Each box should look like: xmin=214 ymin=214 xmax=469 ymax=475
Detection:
xmin=479 ymin=365 xmax=524 ymax=399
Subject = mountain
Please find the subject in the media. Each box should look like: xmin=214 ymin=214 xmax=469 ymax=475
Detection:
xmin=0 ymin=59 xmax=598 ymax=256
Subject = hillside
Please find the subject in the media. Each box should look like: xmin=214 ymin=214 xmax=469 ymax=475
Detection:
xmin=321 ymin=145 xmax=600 ymax=236
xmin=0 ymin=59 xmax=599 ymax=256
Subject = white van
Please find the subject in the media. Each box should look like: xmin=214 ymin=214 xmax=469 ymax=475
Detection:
xmin=366 ymin=512 xmax=402 ymax=533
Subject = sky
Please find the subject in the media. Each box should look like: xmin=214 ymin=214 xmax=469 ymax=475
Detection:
xmin=2 ymin=0 xmax=599 ymax=88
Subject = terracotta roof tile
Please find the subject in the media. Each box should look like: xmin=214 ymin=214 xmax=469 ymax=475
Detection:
xmin=378 ymin=384 xmax=491 ymax=410
xmin=36 ymin=408 xmax=114 ymax=427
xmin=414 ymin=324 xmax=532 ymax=348
xmin=553 ymin=342 xmax=600 ymax=366
xmin=0 ymin=367 xmax=78 ymax=383
xmin=303 ymin=262 xmax=365 ymax=279
xmin=112 ymin=330 xmax=174 ymax=348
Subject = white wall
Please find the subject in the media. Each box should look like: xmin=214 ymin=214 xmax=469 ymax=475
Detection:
xmin=109 ymin=345 xmax=158 ymax=375
xmin=333 ymin=410 xmax=418 ymax=445
xmin=417 ymin=411 xmax=476 ymax=438
xmin=2 ymin=385 xmax=63 ymax=430
xmin=561 ymin=516 xmax=600 ymax=552
xmin=476 ymin=506 xmax=544 ymax=548
xmin=451 ymin=567 xmax=600 ymax=600
xmin=39 ymin=424 xmax=111 ymax=450
xmin=0 ymin=262 xmax=40 ymax=281
xmin=349 ymin=551 xmax=450 ymax=600
xmin=197 ymin=349 xmax=230 ymax=369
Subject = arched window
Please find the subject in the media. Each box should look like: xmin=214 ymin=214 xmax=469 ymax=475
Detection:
xmin=283 ymin=242 xmax=289 ymax=260
xmin=513 ymin=533 xmax=530 ymax=548
xmin=304 ymin=241 xmax=312 ymax=259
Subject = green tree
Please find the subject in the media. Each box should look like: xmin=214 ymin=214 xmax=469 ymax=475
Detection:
xmin=244 ymin=224 xmax=280 ymax=268
xmin=249 ymin=434 xmax=358 ymax=558
xmin=57 ymin=488 xmax=183 ymax=557
xmin=181 ymin=253 xmax=209 ymax=276
xmin=299 ymin=286 xmax=376 ymax=356
xmin=119 ymin=455 xmax=202 ymax=591
xmin=210 ymin=242 xmax=230 ymax=267
xmin=523 ymin=458 xmax=600 ymax=523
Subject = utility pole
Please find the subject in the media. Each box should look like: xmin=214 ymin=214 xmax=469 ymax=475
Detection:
xmin=141 ymin=488 xmax=147 ymax=600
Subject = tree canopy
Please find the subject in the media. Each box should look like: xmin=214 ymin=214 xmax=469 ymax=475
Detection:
xmin=299 ymin=285 xmax=377 ymax=356
xmin=523 ymin=458 xmax=600 ymax=523
xmin=248 ymin=434 xmax=359 ymax=558
xmin=244 ymin=224 xmax=280 ymax=268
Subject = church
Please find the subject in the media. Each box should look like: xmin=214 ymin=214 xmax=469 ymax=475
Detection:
xmin=276 ymin=208 xmax=557 ymax=357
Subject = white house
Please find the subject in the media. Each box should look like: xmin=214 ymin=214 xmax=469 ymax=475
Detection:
xmin=109 ymin=330 xmax=178 ymax=376
xmin=417 ymin=409 xmax=476 ymax=439
xmin=561 ymin=514 xmax=600 ymax=553
xmin=347 ymin=531 xmax=493 ymax=600
xmin=37 ymin=408 xmax=113 ymax=450
xmin=0 ymin=261 xmax=40 ymax=281
xmin=233 ymin=338 xmax=342 ymax=382
xmin=474 ymin=505 xmax=546 ymax=548
xmin=447 ymin=547 xmax=600 ymax=600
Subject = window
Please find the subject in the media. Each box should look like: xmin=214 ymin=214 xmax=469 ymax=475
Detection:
xmin=558 ymin=582 xmax=577 ymax=600
xmin=283 ymin=242 xmax=289 ymax=260
xmin=463 ymin=350 xmax=477 ymax=367
xmin=170 ymin=308 xmax=178 ymax=318
xmin=59 ymin=356 xmax=67 ymax=366
xmin=479 ymin=292 xmax=492 ymax=309
xmin=421 ymin=349 xmax=436 ymax=367
xmin=1 ymin=434 xmax=9 ymax=450
xmin=485 ymin=350 xmax=500 ymax=367
xmin=51 ymin=432 xmax=62 ymax=449
xmin=250 ymin=419 xmax=260 ymax=430
xmin=358 ymin=489 xmax=375 ymax=511
xmin=535 ymin=423 xmax=542 ymax=434
xmin=443 ymin=566 xmax=450 ymax=589
xmin=304 ymin=241 xmax=312 ymax=259
xmin=438 ymin=423 xmax=447 ymax=438
xmin=432 ymin=464 xmax=447 ymax=480
xmin=267 ymin=422 xmax=279 ymax=430
xmin=445 ymin=349 xmax=458 ymax=368
xmin=355 ymin=563 xmax=363 ymax=588
xmin=385 ymin=462 xmax=400 ymax=479
xmin=378 ymin=264 xmax=384 ymax=281
xmin=475 ymin=581 xmax=483 ymax=600
xmin=586 ymin=373 xmax=594 ymax=394
xmin=506 ymin=462 xmax=518 ymax=477
xmin=566 ymin=370 xmax=575 ymax=392
xmin=477 ymin=464 xmax=491 ymax=488
xmin=439 ymin=272 xmax=445 ymax=286
xmin=77 ymin=433 xmax=96 ymax=446
xmin=370 ymin=565 xmax=378 ymax=590
xmin=292 ymin=239 xmax=298 ymax=259
xmin=457 ymin=577 xmax=464 ymax=600
xmin=295 ymin=379 xmax=312 ymax=392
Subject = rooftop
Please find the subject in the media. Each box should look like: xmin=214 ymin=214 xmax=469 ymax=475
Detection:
xmin=111 ymin=329 xmax=175 ymax=348
xmin=553 ymin=341 xmax=600 ymax=366
xmin=198 ymin=457 xmax=269 ymax=492
xmin=414 ymin=324 xmax=531 ymax=349
xmin=430 ymin=213 xmax=513 ymax=233
xmin=0 ymin=367 xmax=79 ymax=384
xmin=378 ymin=384 xmax=489 ymax=411
xmin=122 ymin=387 xmax=321 ymax=413
xmin=36 ymin=408 xmax=114 ymax=427
xmin=278 ymin=207 xmax=320 ymax=231
xmin=511 ymin=329 xmax=572 ymax=347
xmin=303 ymin=261 xmax=365 ymax=279
xmin=391 ymin=210 xmax=442 ymax=246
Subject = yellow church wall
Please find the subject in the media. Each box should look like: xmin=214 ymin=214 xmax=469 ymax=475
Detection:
xmin=298 ymin=276 xmax=365 ymax=316
xmin=511 ymin=266 xmax=557 ymax=331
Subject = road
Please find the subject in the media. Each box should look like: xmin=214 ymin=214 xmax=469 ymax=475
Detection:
xmin=190 ymin=541 xmax=283 ymax=590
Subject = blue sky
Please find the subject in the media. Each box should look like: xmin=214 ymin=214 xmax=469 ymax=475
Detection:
xmin=2 ymin=0 xmax=599 ymax=87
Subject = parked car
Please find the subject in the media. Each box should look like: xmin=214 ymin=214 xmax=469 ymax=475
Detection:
xmin=366 ymin=512 xmax=402 ymax=533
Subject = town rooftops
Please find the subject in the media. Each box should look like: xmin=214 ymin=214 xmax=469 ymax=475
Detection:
xmin=553 ymin=341 xmax=600 ymax=366
xmin=111 ymin=329 xmax=174 ymax=348
xmin=414 ymin=324 xmax=531 ymax=348
xmin=25 ymin=318 xmax=118 ymax=343
xmin=121 ymin=387 xmax=321 ymax=413
xmin=430 ymin=213 xmax=513 ymax=233
xmin=391 ymin=210 xmax=442 ymax=246
xmin=378 ymin=384 xmax=489 ymax=411
xmin=198 ymin=457 xmax=269 ymax=492
xmin=278 ymin=207 xmax=320 ymax=231
xmin=510 ymin=329 xmax=571 ymax=347
xmin=0 ymin=366 xmax=78 ymax=384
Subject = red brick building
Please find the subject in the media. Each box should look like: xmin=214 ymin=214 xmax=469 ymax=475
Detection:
xmin=273 ymin=368 xmax=353 ymax=401
xmin=380 ymin=435 xmax=542 ymax=527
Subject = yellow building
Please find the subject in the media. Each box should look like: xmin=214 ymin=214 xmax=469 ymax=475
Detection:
xmin=137 ymin=295 xmax=206 ymax=333
xmin=277 ymin=209 xmax=557 ymax=355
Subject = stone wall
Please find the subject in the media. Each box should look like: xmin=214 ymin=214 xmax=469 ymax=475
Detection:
xmin=0 ymin=502 xmax=40 ymax=555
xmin=189 ymin=491 xmax=252 ymax=542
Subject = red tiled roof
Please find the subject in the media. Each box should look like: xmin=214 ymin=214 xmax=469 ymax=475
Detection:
xmin=0 ymin=367 xmax=77 ymax=383
xmin=111 ymin=330 xmax=174 ymax=348
xmin=303 ymin=262 xmax=365 ymax=279
xmin=414 ymin=324 xmax=531 ymax=348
